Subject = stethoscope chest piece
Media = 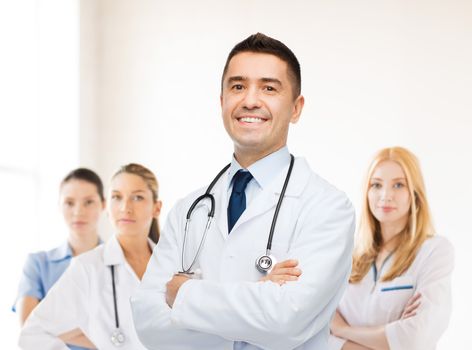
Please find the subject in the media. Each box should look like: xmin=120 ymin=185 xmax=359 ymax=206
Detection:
xmin=255 ymin=254 xmax=276 ymax=273
xmin=110 ymin=329 xmax=125 ymax=347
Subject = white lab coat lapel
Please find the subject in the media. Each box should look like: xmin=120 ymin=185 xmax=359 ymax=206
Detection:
xmin=212 ymin=169 xmax=230 ymax=240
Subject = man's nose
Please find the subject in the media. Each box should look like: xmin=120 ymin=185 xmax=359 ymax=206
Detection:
xmin=242 ymin=86 xmax=262 ymax=109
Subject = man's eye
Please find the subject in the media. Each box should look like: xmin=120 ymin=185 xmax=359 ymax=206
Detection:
xmin=232 ymin=84 xmax=244 ymax=90
xmin=265 ymin=86 xmax=276 ymax=92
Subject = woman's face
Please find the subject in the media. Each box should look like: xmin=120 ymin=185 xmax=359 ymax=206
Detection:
xmin=108 ymin=173 xmax=161 ymax=238
xmin=60 ymin=179 xmax=104 ymax=237
xmin=368 ymin=160 xmax=411 ymax=229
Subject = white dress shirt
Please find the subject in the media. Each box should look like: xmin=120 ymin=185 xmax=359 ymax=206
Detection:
xmin=19 ymin=235 xmax=154 ymax=350
xmin=329 ymin=235 xmax=454 ymax=350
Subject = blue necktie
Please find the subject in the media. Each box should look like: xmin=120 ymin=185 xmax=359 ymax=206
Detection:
xmin=227 ymin=170 xmax=253 ymax=233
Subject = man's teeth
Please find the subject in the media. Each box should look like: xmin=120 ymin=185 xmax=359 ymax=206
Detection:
xmin=240 ymin=117 xmax=264 ymax=123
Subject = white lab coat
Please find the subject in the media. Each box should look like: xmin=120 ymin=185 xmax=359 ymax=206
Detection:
xmin=131 ymin=157 xmax=356 ymax=350
xmin=329 ymin=236 xmax=454 ymax=350
xmin=19 ymin=235 xmax=154 ymax=350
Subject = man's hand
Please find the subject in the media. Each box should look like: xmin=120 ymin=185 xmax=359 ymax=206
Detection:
xmin=260 ymin=259 xmax=301 ymax=285
xmin=401 ymin=292 xmax=421 ymax=319
xmin=166 ymin=274 xmax=191 ymax=308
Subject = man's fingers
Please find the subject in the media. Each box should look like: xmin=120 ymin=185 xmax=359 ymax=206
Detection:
xmin=277 ymin=274 xmax=299 ymax=281
xmin=262 ymin=274 xmax=300 ymax=283
xmin=259 ymin=259 xmax=301 ymax=284
xmin=273 ymin=259 xmax=299 ymax=269
xmin=268 ymin=274 xmax=299 ymax=281
xmin=270 ymin=267 xmax=302 ymax=277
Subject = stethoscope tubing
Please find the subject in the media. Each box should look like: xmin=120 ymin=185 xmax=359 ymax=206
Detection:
xmin=110 ymin=265 xmax=120 ymax=329
xmin=180 ymin=164 xmax=230 ymax=274
xmin=266 ymin=155 xmax=294 ymax=254
xmin=109 ymin=265 xmax=126 ymax=346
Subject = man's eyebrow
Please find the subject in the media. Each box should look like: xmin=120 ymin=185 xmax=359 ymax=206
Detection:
xmin=227 ymin=76 xmax=246 ymax=83
xmin=226 ymin=76 xmax=282 ymax=86
xmin=260 ymin=77 xmax=282 ymax=86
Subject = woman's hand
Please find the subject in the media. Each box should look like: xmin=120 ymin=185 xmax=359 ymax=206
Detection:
xmin=59 ymin=328 xmax=96 ymax=349
xmin=331 ymin=310 xmax=349 ymax=338
xmin=259 ymin=259 xmax=301 ymax=285
xmin=401 ymin=292 xmax=421 ymax=319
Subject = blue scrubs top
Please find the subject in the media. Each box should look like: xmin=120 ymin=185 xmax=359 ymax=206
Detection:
xmin=14 ymin=241 xmax=96 ymax=350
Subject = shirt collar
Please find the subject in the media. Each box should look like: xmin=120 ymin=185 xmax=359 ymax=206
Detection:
xmin=46 ymin=241 xmax=73 ymax=262
xmin=46 ymin=238 xmax=103 ymax=262
xmin=103 ymin=234 xmax=156 ymax=266
xmin=228 ymin=146 xmax=291 ymax=190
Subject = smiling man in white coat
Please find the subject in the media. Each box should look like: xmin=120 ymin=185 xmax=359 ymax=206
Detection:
xmin=131 ymin=33 xmax=355 ymax=350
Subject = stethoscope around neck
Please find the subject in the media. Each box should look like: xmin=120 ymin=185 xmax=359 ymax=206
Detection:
xmin=180 ymin=154 xmax=295 ymax=275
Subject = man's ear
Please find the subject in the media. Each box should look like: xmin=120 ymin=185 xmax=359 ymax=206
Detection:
xmin=290 ymin=95 xmax=305 ymax=124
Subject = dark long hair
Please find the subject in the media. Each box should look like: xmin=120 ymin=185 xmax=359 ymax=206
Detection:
xmin=112 ymin=163 xmax=160 ymax=244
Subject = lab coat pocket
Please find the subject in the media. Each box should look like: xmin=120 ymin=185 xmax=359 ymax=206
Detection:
xmin=378 ymin=275 xmax=415 ymax=315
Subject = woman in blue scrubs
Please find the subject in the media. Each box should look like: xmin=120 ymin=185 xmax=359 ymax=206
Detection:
xmin=14 ymin=168 xmax=104 ymax=349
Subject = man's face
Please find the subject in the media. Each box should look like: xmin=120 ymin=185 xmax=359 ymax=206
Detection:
xmin=220 ymin=52 xmax=304 ymax=162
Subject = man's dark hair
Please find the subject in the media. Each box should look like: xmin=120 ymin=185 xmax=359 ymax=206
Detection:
xmin=221 ymin=33 xmax=301 ymax=97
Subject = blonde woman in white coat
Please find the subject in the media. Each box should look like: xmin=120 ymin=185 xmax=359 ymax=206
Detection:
xmin=329 ymin=147 xmax=454 ymax=350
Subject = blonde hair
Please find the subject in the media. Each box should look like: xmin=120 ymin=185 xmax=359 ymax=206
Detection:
xmin=112 ymin=163 xmax=160 ymax=244
xmin=350 ymin=147 xmax=434 ymax=283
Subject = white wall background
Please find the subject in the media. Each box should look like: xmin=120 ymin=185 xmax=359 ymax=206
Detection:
xmin=1 ymin=1 xmax=80 ymax=349
xmin=2 ymin=0 xmax=470 ymax=349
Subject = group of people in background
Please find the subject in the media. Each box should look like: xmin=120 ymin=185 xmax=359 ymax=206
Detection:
xmin=13 ymin=33 xmax=453 ymax=350
xmin=15 ymin=164 xmax=161 ymax=349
